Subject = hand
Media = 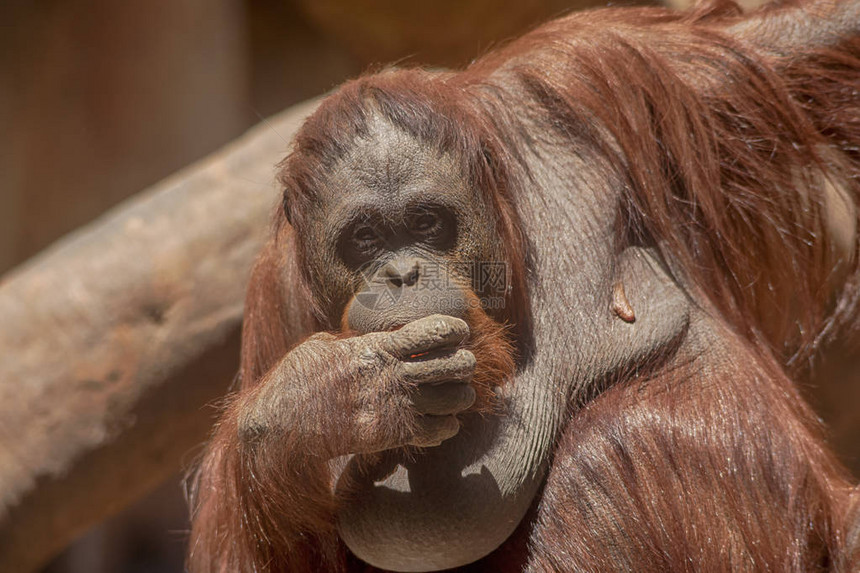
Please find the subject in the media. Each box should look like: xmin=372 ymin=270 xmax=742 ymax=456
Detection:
xmin=237 ymin=315 xmax=477 ymax=454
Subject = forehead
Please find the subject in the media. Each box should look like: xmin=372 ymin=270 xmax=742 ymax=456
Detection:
xmin=314 ymin=116 xmax=468 ymax=214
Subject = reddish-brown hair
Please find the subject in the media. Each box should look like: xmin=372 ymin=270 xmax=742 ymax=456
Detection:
xmin=529 ymin=327 xmax=855 ymax=571
xmin=463 ymin=1 xmax=860 ymax=365
xmin=189 ymin=2 xmax=860 ymax=571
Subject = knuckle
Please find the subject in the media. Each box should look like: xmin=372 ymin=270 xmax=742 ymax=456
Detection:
xmin=357 ymin=338 xmax=397 ymax=367
xmin=385 ymin=330 xmax=417 ymax=352
xmin=358 ymin=345 xmax=379 ymax=363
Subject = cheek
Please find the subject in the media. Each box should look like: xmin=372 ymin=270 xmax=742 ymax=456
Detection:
xmin=456 ymin=211 xmax=505 ymax=263
xmin=305 ymin=259 xmax=356 ymax=327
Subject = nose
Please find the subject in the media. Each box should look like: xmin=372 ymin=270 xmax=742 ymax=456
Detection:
xmin=381 ymin=259 xmax=420 ymax=288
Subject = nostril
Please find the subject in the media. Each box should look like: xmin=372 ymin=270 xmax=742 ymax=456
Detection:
xmin=379 ymin=264 xmax=403 ymax=288
xmin=402 ymin=265 xmax=420 ymax=287
xmin=379 ymin=260 xmax=421 ymax=288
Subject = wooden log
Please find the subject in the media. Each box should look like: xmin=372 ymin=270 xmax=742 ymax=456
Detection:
xmin=0 ymin=99 xmax=318 ymax=572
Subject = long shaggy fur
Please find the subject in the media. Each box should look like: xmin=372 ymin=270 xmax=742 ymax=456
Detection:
xmin=188 ymin=1 xmax=860 ymax=571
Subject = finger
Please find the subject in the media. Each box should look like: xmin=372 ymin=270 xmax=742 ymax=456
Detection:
xmin=399 ymin=349 xmax=476 ymax=384
xmin=411 ymin=383 xmax=476 ymax=415
xmin=384 ymin=314 xmax=469 ymax=358
xmin=408 ymin=415 xmax=460 ymax=447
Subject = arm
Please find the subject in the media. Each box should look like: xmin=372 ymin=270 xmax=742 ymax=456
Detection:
xmin=187 ymin=313 xmax=477 ymax=572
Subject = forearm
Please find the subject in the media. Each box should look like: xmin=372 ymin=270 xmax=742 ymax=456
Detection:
xmin=188 ymin=393 xmax=340 ymax=573
xmin=192 ymin=315 xmax=478 ymax=571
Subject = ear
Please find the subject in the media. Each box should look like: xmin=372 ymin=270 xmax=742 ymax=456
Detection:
xmin=239 ymin=225 xmax=318 ymax=389
xmin=282 ymin=192 xmax=294 ymax=226
xmin=726 ymin=0 xmax=860 ymax=57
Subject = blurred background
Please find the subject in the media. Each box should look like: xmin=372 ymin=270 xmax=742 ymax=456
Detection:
xmin=5 ymin=0 xmax=852 ymax=571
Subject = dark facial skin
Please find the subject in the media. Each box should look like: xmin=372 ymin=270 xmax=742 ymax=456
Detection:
xmin=295 ymin=117 xmax=506 ymax=333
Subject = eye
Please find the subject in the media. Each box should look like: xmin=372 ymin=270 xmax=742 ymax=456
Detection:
xmin=351 ymin=225 xmax=381 ymax=252
xmin=411 ymin=211 xmax=441 ymax=235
